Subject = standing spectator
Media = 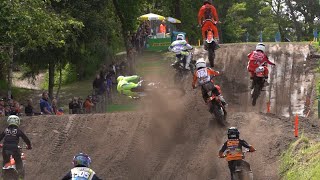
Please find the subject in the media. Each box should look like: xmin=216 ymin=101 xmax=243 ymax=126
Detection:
xmin=120 ymin=61 xmax=127 ymax=76
xmin=52 ymin=98 xmax=58 ymax=115
xmin=93 ymin=74 xmax=103 ymax=95
xmin=78 ymin=98 xmax=84 ymax=114
xmin=0 ymin=98 xmax=5 ymax=116
xmin=84 ymin=96 xmax=94 ymax=113
xmin=40 ymin=92 xmax=53 ymax=115
xmin=69 ymin=97 xmax=80 ymax=114
xmin=12 ymin=101 xmax=21 ymax=115
xmin=159 ymin=20 xmax=166 ymax=34
xmin=25 ymin=99 xmax=34 ymax=116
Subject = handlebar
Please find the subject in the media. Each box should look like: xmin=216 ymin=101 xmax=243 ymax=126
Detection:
xmin=218 ymin=148 xmax=256 ymax=158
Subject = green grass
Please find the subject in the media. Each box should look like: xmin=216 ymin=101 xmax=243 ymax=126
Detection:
xmin=106 ymin=104 xmax=137 ymax=112
xmin=136 ymin=51 xmax=171 ymax=77
xmin=280 ymin=136 xmax=320 ymax=180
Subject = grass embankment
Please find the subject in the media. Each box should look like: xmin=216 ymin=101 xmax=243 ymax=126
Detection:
xmin=280 ymin=136 xmax=320 ymax=179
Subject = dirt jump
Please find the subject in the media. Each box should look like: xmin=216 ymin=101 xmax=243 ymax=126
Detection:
xmin=2 ymin=43 xmax=318 ymax=180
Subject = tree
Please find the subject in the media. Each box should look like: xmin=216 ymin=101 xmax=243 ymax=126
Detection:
xmin=0 ymin=0 xmax=83 ymax=98
xmin=112 ymin=0 xmax=144 ymax=74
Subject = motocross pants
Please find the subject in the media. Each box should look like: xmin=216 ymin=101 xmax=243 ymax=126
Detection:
xmin=2 ymin=146 xmax=23 ymax=176
xmin=201 ymin=83 xmax=227 ymax=106
xmin=174 ymin=54 xmax=191 ymax=69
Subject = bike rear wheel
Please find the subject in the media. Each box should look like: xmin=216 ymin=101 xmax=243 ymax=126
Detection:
xmin=251 ymin=78 xmax=264 ymax=106
xmin=208 ymin=43 xmax=216 ymax=67
xmin=212 ymin=102 xmax=226 ymax=126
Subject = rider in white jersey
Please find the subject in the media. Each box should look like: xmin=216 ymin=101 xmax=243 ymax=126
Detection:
xmin=62 ymin=153 xmax=102 ymax=180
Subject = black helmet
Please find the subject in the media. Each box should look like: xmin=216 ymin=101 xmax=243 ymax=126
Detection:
xmin=204 ymin=0 xmax=212 ymax=4
xmin=227 ymin=127 xmax=240 ymax=139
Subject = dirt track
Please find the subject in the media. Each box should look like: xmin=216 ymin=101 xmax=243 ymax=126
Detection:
xmin=4 ymin=43 xmax=319 ymax=180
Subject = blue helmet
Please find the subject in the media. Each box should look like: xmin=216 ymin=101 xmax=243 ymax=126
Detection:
xmin=73 ymin=153 xmax=92 ymax=167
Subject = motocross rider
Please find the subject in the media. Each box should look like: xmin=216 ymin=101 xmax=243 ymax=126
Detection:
xmin=218 ymin=127 xmax=256 ymax=180
xmin=62 ymin=153 xmax=102 ymax=180
xmin=168 ymin=33 xmax=193 ymax=70
xmin=198 ymin=0 xmax=220 ymax=49
xmin=192 ymin=59 xmax=227 ymax=107
xmin=247 ymin=43 xmax=275 ymax=89
xmin=117 ymin=75 xmax=143 ymax=98
xmin=0 ymin=115 xmax=32 ymax=178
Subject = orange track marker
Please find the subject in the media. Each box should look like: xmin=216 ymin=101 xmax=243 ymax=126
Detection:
xmin=267 ymin=101 xmax=271 ymax=113
xmin=294 ymin=114 xmax=299 ymax=137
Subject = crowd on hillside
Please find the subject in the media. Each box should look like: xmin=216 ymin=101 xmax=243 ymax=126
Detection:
xmin=0 ymin=21 xmax=147 ymax=118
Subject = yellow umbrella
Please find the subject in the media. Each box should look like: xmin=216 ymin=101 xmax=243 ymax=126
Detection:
xmin=138 ymin=13 xmax=165 ymax=21
xmin=166 ymin=17 xmax=181 ymax=24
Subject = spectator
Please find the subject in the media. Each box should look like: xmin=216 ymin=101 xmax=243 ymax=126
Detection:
xmin=4 ymin=105 xmax=10 ymax=116
xmin=84 ymin=96 xmax=94 ymax=113
xmin=56 ymin=108 xmax=64 ymax=116
xmin=93 ymin=74 xmax=103 ymax=95
xmin=52 ymin=98 xmax=58 ymax=115
xmin=78 ymin=98 xmax=84 ymax=114
xmin=40 ymin=92 xmax=53 ymax=115
xmin=25 ymin=99 xmax=34 ymax=116
xmin=12 ymin=101 xmax=21 ymax=115
xmin=0 ymin=98 xmax=5 ymax=116
xmin=159 ymin=20 xmax=166 ymax=34
xmin=119 ymin=61 xmax=127 ymax=75
xmin=69 ymin=97 xmax=80 ymax=114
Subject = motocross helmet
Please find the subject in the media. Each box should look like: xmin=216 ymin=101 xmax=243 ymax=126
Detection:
xmin=256 ymin=43 xmax=266 ymax=53
xmin=73 ymin=153 xmax=92 ymax=167
xmin=117 ymin=76 xmax=124 ymax=83
xmin=7 ymin=115 xmax=20 ymax=127
xmin=227 ymin=127 xmax=240 ymax=139
xmin=176 ymin=34 xmax=185 ymax=40
xmin=204 ymin=0 xmax=212 ymax=4
xmin=196 ymin=59 xmax=206 ymax=70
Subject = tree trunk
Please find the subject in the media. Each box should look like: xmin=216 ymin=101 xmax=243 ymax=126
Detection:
xmin=285 ymin=0 xmax=302 ymax=41
xmin=48 ymin=58 xmax=55 ymax=100
xmin=112 ymin=0 xmax=135 ymax=75
xmin=173 ymin=0 xmax=182 ymax=30
xmin=55 ymin=58 xmax=62 ymax=99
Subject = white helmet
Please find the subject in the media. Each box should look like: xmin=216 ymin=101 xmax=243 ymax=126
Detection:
xmin=256 ymin=43 xmax=266 ymax=52
xmin=196 ymin=59 xmax=206 ymax=69
xmin=7 ymin=115 xmax=20 ymax=127
xmin=176 ymin=34 xmax=185 ymax=40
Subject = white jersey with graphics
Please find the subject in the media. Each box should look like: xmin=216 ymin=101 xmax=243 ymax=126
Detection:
xmin=196 ymin=68 xmax=211 ymax=85
xmin=71 ymin=167 xmax=96 ymax=180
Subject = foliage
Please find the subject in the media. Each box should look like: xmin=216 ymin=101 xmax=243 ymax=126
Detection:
xmin=0 ymin=0 xmax=83 ymax=50
xmin=41 ymin=63 xmax=78 ymax=89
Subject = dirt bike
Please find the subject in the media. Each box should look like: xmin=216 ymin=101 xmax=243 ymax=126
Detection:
xmin=202 ymin=19 xmax=218 ymax=67
xmin=207 ymin=87 xmax=227 ymax=126
xmin=251 ymin=65 xmax=266 ymax=106
xmin=0 ymin=144 xmax=27 ymax=180
xmin=221 ymin=149 xmax=254 ymax=180
xmin=170 ymin=46 xmax=196 ymax=84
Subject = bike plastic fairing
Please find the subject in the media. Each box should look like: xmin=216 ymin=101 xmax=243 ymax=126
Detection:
xmin=255 ymin=66 xmax=265 ymax=77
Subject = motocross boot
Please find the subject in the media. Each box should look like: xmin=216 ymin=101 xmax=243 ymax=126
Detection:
xmin=250 ymin=79 xmax=254 ymax=89
xmin=219 ymin=95 xmax=228 ymax=107
xmin=184 ymin=54 xmax=191 ymax=70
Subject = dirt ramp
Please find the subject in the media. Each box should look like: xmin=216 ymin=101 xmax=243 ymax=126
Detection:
xmin=211 ymin=43 xmax=313 ymax=117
